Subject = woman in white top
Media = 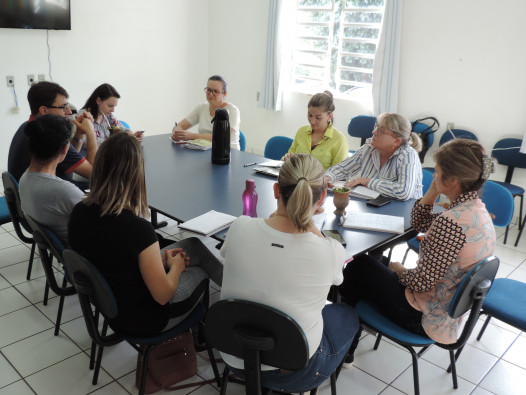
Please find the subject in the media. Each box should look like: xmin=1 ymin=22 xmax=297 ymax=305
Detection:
xmin=219 ymin=154 xmax=360 ymax=392
xmin=171 ymin=75 xmax=241 ymax=149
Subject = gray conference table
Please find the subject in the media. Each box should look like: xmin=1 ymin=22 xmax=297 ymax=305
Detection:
xmin=142 ymin=134 xmax=416 ymax=258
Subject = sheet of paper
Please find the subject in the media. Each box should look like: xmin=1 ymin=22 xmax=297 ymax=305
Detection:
xmin=343 ymin=212 xmax=404 ymax=234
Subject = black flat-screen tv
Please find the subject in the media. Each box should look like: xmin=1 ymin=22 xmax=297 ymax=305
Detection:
xmin=0 ymin=0 xmax=71 ymax=30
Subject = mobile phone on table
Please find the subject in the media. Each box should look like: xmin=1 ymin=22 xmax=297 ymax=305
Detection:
xmin=366 ymin=195 xmax=391 ymax=207
xmin=321 ymin=229 xmax=347 ymax=246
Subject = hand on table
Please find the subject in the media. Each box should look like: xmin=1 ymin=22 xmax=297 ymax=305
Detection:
xmin=172 ymin=130 xmax=193 ymax=141
xmin=346 ymin=177 xmax=370 ymax=188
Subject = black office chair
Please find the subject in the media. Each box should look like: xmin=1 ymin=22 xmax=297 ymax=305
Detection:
xmin=355 ymin=255 xmax=499 ymax=395
xmin=411 ymin=117 xmax=439 ymax=163
xmin=25 ymin=215 xmax=76 ymax=335
xmin=62 ymin=249 xmax=220 ymax=395
xmin=205 ymin=299 xmax=340 ymax=395
xmin=2 ymin=171 xmax=37 ymax=280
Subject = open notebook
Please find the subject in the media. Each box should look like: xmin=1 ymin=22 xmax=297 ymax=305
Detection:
xmin=342 ymin=212 xmax=404 ymax=234
xmin=178 ymin=210 xmax=237 ymax=236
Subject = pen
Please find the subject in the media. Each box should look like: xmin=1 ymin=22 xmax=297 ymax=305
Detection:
xmin=244 ymin=162 xmax=258 ymax=167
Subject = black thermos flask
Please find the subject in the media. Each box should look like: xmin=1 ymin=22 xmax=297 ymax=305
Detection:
xmin=211 ymin=108 xmax=230 ymax=165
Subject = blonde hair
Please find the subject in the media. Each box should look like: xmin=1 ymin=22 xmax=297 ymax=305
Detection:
xmin=278 ymin=154 xmax=325 ymax=232
xmin=377 ymin=112 xmax=422 ymax=153
xmin=84 ymin=133 xmax=149 ymax=218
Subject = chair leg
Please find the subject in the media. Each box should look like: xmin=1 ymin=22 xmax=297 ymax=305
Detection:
xmin=446 ymin=346 xmax=464 ymax=375
xmin=207 ymin=345 xmax=222 ymax=387
xmin=43 ymin=281 xmax=50 ymax=305
xmin=515 ymin=212 xmax=526 ymax=247
xmin=139 ymin=345 xmax=155 ymax=395
xmin=330 ymin=371 xmax=337 ymax=395
xmin=408 ymin=347 xmax=421 ymax=395
xmin=26 ymin=242 xmax=36 ymax=280
xmin=219 ymin=366 xmax=230 ymax=395
xmin=448 ymin=349 xmax=458 ymax=389
xmin=93 ymin=320 xmax=109 ymax=385
xmin=53 ymin=276 xmax=68 ymax=335
xmin=401 ymin=247 xmax=410 ymax=265
xmin=477 ymin=315 xmax=492 ymax=341
xmin=373 ymin=334 xmax=382 ymax=350
xmin=504 ymin=224 xmax=510 ymax=244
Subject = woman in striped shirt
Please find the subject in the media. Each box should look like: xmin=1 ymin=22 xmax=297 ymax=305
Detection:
xmin=326 ymin=113 xmax=423 ymax=200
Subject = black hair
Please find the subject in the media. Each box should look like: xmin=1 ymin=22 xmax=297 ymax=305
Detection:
xmin=27 ymin=81 xmax=69 ymax=116
xmin=82 ymin=83 xmax=121 ymax=119
xmin=24 ymin=114 xmax=72 ymax=162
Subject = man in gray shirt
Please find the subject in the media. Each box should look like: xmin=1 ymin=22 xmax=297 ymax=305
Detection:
xmin=19 ymin=114 xmax=87 ymax=246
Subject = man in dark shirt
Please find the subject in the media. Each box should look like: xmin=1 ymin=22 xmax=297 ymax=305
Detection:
xmin=8 ymin=81 xmax=97 ymax=182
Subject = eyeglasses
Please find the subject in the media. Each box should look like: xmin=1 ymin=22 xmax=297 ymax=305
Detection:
xmin=374 ymin=123 xmax=397 ymax=137
xmin=47 ymin=104 xmax=71 ymax=113
xmin=204 ymin=88 xmax=224 ymax=95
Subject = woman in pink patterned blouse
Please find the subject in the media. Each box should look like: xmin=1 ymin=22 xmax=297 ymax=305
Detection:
xmin=340 ymin=139 xmax=497 ymax=344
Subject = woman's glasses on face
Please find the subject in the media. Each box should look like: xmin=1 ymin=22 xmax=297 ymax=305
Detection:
xmin=374 ymin=123 xmax=398 ymax=138
xmin=204 ymin=88 xmax=223 ymax=95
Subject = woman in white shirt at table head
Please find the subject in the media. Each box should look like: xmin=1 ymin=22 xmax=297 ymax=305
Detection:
xmin=326 ymin=112 xmax=423 ymax=201
xmin=171 ymin=75 xmax=241 ymax=150
xmin=219 ymin=153 xmax=360 ymax=392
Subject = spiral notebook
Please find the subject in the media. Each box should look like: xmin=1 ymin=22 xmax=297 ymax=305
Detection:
xmin=343 ymin=212 xmax=404 ymax=234
xmin=178 ymin=210 xmax=238 ymax=236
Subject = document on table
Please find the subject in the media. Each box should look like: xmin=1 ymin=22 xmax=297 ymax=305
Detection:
xmin=253 ymin=166 xmax=280 ymax=177
xmin=343 ymin=212 xmax=404 ymax=234
xmin=178 ymin=210 xmax=237 ymax=236
xmin=349 ymin=186 xmax=380 ymax=200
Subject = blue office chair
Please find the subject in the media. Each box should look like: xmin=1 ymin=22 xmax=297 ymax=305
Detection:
xmin=25 ymin=215 xmax=76 ymax=336
xmin=205 ymin=299 xmax=340 ymax=395
xmin=423 ymin=129 xmax=479 ymax=173
xmin=2 ymin=172 xmax=37 ymax=280
xmin=264 ymin=136 xmax=293 ymax=160
xmin=491 ymin=138 xmax=526 ymax=246
xmin=347 ymin=115 xmax=376 ymax=154
xmin=119 ymin=120 xmax=131 ymax=129
xmin=239 ymin=130 xmax=246 ymax=151
xmin=63 ymin=249 xmax=221 ymax=395
xmin=411 ymin=117 xmax=439 ymax=163
xmin=356 ymin=255 xmax=499 ymax=395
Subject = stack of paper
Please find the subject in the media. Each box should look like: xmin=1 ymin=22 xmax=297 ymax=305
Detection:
xmin=350 ymin=185 xmax=380 ymax=199
xmin=343 ymin=212 xmax=404 ymax=234
xmin=178 ymin=210 xmax=237 ymax=236
xmin=186 ymin=139 xmax=212 ymax=151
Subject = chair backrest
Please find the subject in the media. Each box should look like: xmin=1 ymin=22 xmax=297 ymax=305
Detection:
xmin=439 ymin=129 xmax=478 ymax=146
xmin=0 ymin=196 xmax=10 ymax=225
xmin=480 ymin=180 xmax=514 ymax=227
xmin=264 ymin=136 xmax=294 ymax=160
xmin=63 ymin=249 xmax=119 ymax=319
xmin=119 ymin=120 xmax=131 ymax=129
xmin=1 ymin=171 xmax=33 ymax=240
xmin=491 ymin=138 xmax=526 ymax=183
xmin=239 ymin=130 xmax=246 ymax=151
xmin=25 ymin=214 xmax=65 ymax=260
xmin=347 ymin=115 xmax=376 ymax=146
xmin=449 ymin=255 xmax=499 ymax=319
xmin=205 ymin=299 xmax=309 ymax=371
xmin=422 ymin=169 xmax=434 ymax=194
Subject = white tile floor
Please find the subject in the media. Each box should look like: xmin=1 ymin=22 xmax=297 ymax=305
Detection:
xmin=1 ymin=202 xmax=525 ymax=394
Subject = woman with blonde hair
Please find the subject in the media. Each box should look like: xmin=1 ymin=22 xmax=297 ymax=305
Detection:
xmin=68 ymin=132 xmax=223 ymax=336
xmin=282 ymin=91 xmax=348 ymax=169
xmin=340 ymin=139 xmax=496 ymax=345
xmin=219 ymin=154 xmax=360 ymax=392
xmin=326 ymin=112 xmax=423 ymax=200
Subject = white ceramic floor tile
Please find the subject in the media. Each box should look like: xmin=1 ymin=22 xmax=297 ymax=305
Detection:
xmin=379 ymin=386 xmax=406 ymax=395
xmin=0 ymin=258 xmax=46 ymax=286
xmin=88 ymin=381 xmax=130 ymax=395
xmin=14 ymin=276 xmax=56 ymax=305
xmin=98 ymin=341 xmax=137 ymax=379
xmin=0 ymin=223 xmax=15 ymax=233
xmin=318 ymin=366 xmax=388 ymax=395
xmin=495 ymin=261 xmax=516 ymax=279
xmin=390 ymin=358 xmax=476 ymax=394
xmin=502 ymin=335 xmax=526 ymax=370
xmin=353 ymin=334 xmax=412 ymax=384
xmin=0 ymin=353 xmax=21 ymax=388
xmin=0 ymin=379 xmax=35 ymax=395
xmin=59 ymin=316 xmax=93 ymax=351
xmin=0 ymin=244 xmax=34 ymax=268
xmin=470 ymin=386 xmax=495 ymax=395
xmin=507 ymin=267 xmax=526 ymax=282
xmin=467 ymin=318 xmax=519 ymax=356
xmin=2 ymin=328 xmax=82 ymax=377
xmin=0 ymin=286 xmax=31 ymax=316
xmin=0 ymin=306 xmax=53 ymax=348
xmin=117 ymin=369 xmax=207 ymax=395
xmin=25 ymin=353 xmax=113 ymax=395
xmin=493 ymin=245 xmax=526 ymax=268
xmin=479 ymin=359 xmax=526 ymax=395
xmin=35 ymin=290 xmax=82 ymax=326
xmin=421 ymin=343 xmax=497 ymax=384
xmin=0 ymin=233 xmax=22 ymax=250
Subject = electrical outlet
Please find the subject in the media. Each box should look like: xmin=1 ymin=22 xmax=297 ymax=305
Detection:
xmin=6 ymin=75 xmax=15 ymax=87
xmin=446 ymin=122 xmax=454 ymax=130
xmin=27 ymin=74 xmax=35 ymax=86
xmin=38 ymin=74 xmax=45 ymax=82
xmin=12 ymin=106 xmax=20 ymax=114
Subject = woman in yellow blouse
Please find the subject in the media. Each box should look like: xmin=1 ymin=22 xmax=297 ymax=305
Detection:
xmin=282 ymin=91 xmax=348 ymax=170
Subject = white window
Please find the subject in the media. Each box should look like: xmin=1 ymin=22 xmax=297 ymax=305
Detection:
xmin=291 ymin=0 xmax=385 ymax=97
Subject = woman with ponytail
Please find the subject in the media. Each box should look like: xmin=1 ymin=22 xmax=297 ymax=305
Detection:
xmin=219 ymin=154 xmax=360 ymax=392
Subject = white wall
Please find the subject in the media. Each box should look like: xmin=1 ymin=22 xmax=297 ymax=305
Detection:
xmin=0 ymin=0 xmax=209 ymax=169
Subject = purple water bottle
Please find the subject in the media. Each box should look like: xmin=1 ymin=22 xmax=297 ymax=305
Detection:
xmin=242 ymin=179 xmax=258 ymax=217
